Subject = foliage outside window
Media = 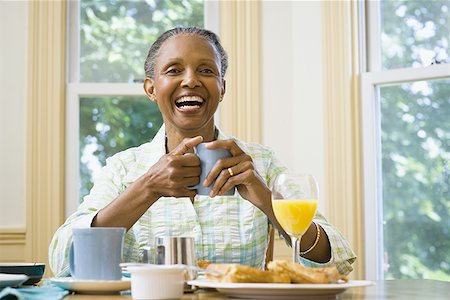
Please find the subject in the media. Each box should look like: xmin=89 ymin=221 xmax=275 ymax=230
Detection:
xmin=381 ymin=0 xmax=449 ymax=69
xmin=80 ymin=0 xmax=204 ymax=82
xmin=380 ymin=79 xmax=450 ymax=280
xmin=79 ymin=96 xmax=163 ymax=199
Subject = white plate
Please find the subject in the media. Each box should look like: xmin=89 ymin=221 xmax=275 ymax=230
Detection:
xmin=187 ymin=278 xmax=374 ymax=299
xmin=49 ymin=277 xmax=131 ymax=294
xmin=0 ymin=273 xmax=29 ymax=289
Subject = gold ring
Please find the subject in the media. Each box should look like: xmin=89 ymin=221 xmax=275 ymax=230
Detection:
xmin=227 ymin=167 xmax=234 ymax=177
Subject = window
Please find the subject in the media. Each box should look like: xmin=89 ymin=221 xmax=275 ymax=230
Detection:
xmin=66 ymin=0 xmax=216 ymax=216
xmin=362 ymin=1 xmax=449 ymax=280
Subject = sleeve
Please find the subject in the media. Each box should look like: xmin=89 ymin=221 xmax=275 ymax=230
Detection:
xmin=299 ymin=211 xmax=357 ymax=276
xmin=264 ymin=149 xmax=357 ymax=276
xmin=48 ymin=155 xmax=140 ymax=277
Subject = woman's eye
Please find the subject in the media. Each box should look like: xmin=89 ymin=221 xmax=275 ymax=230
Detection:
xmin=166 ymin=68 xmax=180 ymax=74
xmin=200 ymin=68 xmax=214 ymax=74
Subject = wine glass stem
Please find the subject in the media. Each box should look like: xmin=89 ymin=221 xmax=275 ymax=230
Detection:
xmin=291 ymin=236 xmax=301 ymax=263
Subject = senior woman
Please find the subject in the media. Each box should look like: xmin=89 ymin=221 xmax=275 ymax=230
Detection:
xmin=49 ymin=27 xmax=356 ymax=277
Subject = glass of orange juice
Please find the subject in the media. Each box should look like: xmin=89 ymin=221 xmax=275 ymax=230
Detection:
xmin=272 ymin=173 xmax=318 ymax=263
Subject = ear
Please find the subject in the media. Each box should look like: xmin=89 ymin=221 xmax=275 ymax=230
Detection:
xmin=144 ymin=78 xmax=157 ymax=103
xmin=220 ymin=80 xmax=226 ymax=101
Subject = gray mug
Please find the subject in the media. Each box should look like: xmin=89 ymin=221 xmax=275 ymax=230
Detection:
xmin=155 ymin=236 xmax=197 ymax=280
xmin=69 ymin=227 xmax=125 ymax=280
xmin=193 ymin=143 xmax=235 ymax=196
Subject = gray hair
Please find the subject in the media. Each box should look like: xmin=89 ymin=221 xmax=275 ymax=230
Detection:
xmin=144 ymin=27 xmax=228 ymax=79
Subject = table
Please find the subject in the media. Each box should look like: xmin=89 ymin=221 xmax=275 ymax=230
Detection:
xmin=64 ymin=280 xmax=450 ymax=299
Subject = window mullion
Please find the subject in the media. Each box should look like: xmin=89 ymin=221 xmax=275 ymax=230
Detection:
xmin=361 ymin=72 xmax=384 ymax=280
xmin=204 ymin=0 xmax=220 ymax=34
xmin=65 ymin=84 xmax=80 ymax=217
xmin=366 ymin=0 xmax=381 ymax=72
xmin=369 ymin=63 xmax=450 ymax=85
xmin=71 ymin=83 xmax=146 ymax=96
xmin=67 ymin=0 xmax=79 ymax=83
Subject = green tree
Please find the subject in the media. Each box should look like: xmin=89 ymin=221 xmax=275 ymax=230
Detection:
xmin=80 ymin=0 xmax=204 ymax=82
xmin=78 ymin=0 xmax=204 ymax=200
xmin=380 ymin=0 xmax=450 ymax=280
xmin=79 ymin=96 xmax=163 ymax=199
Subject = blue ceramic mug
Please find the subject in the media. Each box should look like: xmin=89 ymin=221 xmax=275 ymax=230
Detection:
xmin=69 ymin=227 xmax=125 ymax=280
xmin=192 ymin=143 xmax=235 ymax=196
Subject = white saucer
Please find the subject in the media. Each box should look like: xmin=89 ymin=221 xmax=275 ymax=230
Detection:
xmin=49 ymin=277 xmax=131 ymax=294
xmin=0 ymin=273 xmax=29 ymax=289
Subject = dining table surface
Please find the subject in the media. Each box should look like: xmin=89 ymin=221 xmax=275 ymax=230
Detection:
xmin=63 ymin=279 xmax=450 ymax=300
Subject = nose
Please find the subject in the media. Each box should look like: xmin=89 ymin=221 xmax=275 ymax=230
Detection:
xmin=181 ymin=69 xmax=201 ymax=88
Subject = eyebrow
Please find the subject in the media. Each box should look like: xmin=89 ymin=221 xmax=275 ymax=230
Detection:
xmin=159 ymin=58 xmax=220 ymax=70
xmin=162 ymin=57 xmax=218 ymax=64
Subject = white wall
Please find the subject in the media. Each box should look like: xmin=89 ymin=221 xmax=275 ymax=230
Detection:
xmin=262 ymin=1 xmax=325 ymax=211
xmin=0 ymin=2 xmax=28 ymax=227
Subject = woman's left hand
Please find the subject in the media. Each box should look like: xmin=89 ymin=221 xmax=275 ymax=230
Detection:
xmin=202 ymin=140 xmax=271 ymax=210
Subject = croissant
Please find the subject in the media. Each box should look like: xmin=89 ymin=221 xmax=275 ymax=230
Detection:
xmin=204 ymin=261 xmax=347 ymax=284
xmin=196 ymin=259 xmax=212 ymax=269
xmin=206 ymin=263 xmax=290 ymax=283
xmin=267 ymin=260 xmax=347 ymax=284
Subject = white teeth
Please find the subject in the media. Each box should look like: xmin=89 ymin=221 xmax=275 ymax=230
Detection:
xmin=175 ymin=96 xmax=204 ymax=104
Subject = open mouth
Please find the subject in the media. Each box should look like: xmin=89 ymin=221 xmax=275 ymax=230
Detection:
xmin=175 ymin=96 xmax=204 ymax=111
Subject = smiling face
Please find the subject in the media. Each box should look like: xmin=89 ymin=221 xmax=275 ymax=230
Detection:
xmin=144 ymin=34 xmax=225 ymax=139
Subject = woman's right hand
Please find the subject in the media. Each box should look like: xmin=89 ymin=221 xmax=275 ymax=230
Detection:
xmin=92 ymin=136 xmax=203 ymax=229
xmin=143 ymin=136 xmax=203 ymax=201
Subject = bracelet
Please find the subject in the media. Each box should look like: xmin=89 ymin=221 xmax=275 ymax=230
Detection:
xmin=300 ymin=222 xmax=320 ymax=256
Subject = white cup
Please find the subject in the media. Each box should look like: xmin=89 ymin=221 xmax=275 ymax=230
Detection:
xmin=128 ymin=265 xmax=185 ymax=300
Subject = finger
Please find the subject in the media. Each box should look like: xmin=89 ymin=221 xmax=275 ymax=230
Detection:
xmin=210 ymin=162 xmax=253 ymax=197
xmin=203 ymin=156 xmax=240 ymax=187
xmin=227 ymin=160 xmax=253 ymax=178
xmin=209 ymin=163 xmax=240 ymax=193
xmin=179 ymin=171 xmax=201 ymax=187
xmin=204 ymin=156 xmax=252 ymax=187
xmin=168 ymin=166 xmax=201 ymax=185
xmin=217 ymin=170 xmax=250 ymax=196
xmin=204 ymin=139 xmax=245 ymax=156
xmin=209 ymin=168 xmax=232 ymax=197
xmin=181 ymin=153 xmax=201 ymax=167
xmin=171 ymin=136 xmax=203 ymax=155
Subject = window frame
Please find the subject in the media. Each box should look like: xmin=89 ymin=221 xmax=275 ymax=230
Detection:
xmin=361 ymin=1 xmax=450 ymax=280
xmin=65 ymin=1 xmax=219 ymax=217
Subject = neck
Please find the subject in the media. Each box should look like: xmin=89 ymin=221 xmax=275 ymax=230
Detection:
xmin=164 ymin=124 xmax=217 ymax=153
